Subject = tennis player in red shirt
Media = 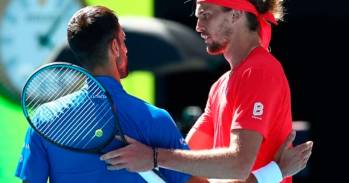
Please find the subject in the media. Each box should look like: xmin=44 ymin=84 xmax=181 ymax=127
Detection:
xmin=101 ymin=0 xmax=313 ymax=182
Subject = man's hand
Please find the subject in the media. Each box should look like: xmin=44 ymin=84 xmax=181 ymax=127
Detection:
xmin=100 ymin=135 xmax=153 ymax=172
xmin=274 ymin=131 xmax=313 ymax=178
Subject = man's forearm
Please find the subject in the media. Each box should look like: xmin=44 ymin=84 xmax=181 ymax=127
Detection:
xmin=197 ymin=174 xmax=256 ymax=183
xmin=245 ymin=174 xmax=257 ymax=183
xmin=230 ymin=174 xmax=257 ymax=183
xmin=157 ymin=148 xmax=250 ymax=180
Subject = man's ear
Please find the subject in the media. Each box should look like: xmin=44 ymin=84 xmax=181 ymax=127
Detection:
xmin=231 ymin=10 xmax=243 ymax=23
xmin=111 ymin=38 xmax=120 ymax=58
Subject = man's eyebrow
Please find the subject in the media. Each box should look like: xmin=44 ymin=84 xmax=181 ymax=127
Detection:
xmin=195 ymin=8 xmax=206 ymax=17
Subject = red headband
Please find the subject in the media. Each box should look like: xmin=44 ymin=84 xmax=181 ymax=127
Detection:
xmin=197 ymin=0 xmax=277 ymax=49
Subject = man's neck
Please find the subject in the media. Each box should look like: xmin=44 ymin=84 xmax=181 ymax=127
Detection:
xmin=223 ymin=31 xmax=260 ymax=69
xmin=91 ymin=63 xmax=120 ymax=81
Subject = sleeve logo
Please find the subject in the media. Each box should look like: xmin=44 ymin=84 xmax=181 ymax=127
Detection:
xmin=180 ymin=138 xmax=187 ymax=146
xmin=252 ymin=102 xmax=264 ymax=118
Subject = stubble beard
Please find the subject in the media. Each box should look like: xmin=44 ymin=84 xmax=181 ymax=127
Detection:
xmin=206 ymin=18 xmax=232 ymax=55
xmin=206 ymin=41 xmax=227 ymax=55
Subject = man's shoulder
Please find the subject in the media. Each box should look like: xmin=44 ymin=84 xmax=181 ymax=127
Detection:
xmin=123 ymin=93 xmax=170 ymax=116
xmin=118 ymin=94 xmax=175 ymax=130
xmin=145 ymin=103 xmax=172 ymax=120
xmin=246 ymin=47 xmax=284 ymax=72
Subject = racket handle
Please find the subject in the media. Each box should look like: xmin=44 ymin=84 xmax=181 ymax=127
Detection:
xmin=139 ymin=170 xmax=166 ymax=183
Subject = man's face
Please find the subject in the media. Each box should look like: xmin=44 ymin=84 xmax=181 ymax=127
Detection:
xmin=116 ymin=30 xmax=128 ymax=79
xmin=195 ymin=3 xmax=234 ymax=55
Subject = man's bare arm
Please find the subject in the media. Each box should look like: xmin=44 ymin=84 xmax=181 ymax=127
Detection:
xmin=187 ymin=131 xmax=313 ymax=183
xmin=233 ymin=140 xmax=313 ymax=183
xmin=155 ymin=130 xmax=262 ymax=179
xmin=101 ymin=130 xmax=263 ymax=180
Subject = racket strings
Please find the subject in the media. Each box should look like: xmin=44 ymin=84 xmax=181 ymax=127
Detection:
xmin=79 ymin=108 xmax=114 ymax=148
xmin=25 ymin=67 xmax=66 ymax=103
xmin=58 ymin=99 xmax=110 ymax=146
xmin=42 ymin=80 xmax=99 ymax=134
xmin=31 ymin=70 xmax=88 ymax=134
xmin=43 ymin=83 xmax=99 ymax=138
xmin=27 ymin=68 xmax=86 ymax=117
xmin=26 ymin=67 xmax=72 ymax=109
xmin=43 ymin=81 xmax=108 ymax=148
xmin=25 ymin=67 xmax=116 ymax=149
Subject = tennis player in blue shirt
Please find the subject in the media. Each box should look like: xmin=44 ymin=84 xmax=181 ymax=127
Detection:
xmin=16 ymin=6 xmax=192 ymax=183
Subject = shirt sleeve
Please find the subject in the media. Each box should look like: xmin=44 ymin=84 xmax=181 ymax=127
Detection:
xmin=148 ymin=109 xmax=192 ymax=183
xmin=230 ymin=68 xmax=283 ymax=139
xmin=15 ymin=128 xmax=49 ymax=183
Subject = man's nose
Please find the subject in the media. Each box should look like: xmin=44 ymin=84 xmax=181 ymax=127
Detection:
xmin=195 ymin=19 xmax=205 ymax=33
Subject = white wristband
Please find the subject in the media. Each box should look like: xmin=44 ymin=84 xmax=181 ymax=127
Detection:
xmin=252 ymin=161 xmax=283 ymax=183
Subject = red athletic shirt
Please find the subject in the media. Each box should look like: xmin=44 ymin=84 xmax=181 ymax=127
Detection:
xmin=193 ymin=46 xmax=292 ymax=182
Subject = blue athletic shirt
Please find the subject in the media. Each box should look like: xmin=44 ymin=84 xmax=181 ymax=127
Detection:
xmin=16 ymin=76 xmax=191 ymax=183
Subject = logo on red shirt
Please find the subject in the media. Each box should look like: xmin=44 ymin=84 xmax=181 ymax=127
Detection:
xmin=252 ymin=102 xmax=264 ymax=120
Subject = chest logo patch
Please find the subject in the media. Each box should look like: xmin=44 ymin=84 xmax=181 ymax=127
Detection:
xmin=253 ymin=102 xmax=264 ymax=117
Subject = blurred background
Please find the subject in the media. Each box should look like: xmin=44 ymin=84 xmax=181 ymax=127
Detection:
xmin=1 ymin=0 xmax=347 ymax=182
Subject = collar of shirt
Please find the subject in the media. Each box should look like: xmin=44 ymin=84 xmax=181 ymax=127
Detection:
xmin=95 ymin=76 xmax=125 ymax=94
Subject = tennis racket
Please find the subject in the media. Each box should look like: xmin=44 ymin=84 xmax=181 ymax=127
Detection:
xmin=21 ymin=62 xmax=166 ymax=183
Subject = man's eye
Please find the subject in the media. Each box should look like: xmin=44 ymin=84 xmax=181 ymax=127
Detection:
xmin=203 ymin=13 xmax=210 ymax=19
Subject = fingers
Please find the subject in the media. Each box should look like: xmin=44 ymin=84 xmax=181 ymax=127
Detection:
xmin=299 ymin=141 xmax=313 ymax=170
xmin=105 ymin=157 xmax=124 ymax=165
xmin=114 ymin=135 xmax=125 ymax=143
xmin=107 ymin=163 xmax=128 ymax=171
xmin=302 ymin=150 xmax=312 ymax=170
xmin=115 ymin=135 xmax=137 ymax=143
xmin=285 ymin=130 xmax=296 ymax=148
xmin=274 ymin=131 xmax=296 ymax=160
xmin=281 ymin=131 xmax=296 ymax=151
xmin=302 ymin=144 xmax=313 ymax=161
xmin=294 ymin=141 xmax=313 ymax=153
xmin=124 ymin=135 xmax=138 ymax=143
xmin=100 ymin=150 xmax=122 ymax=160
xmin=100 ymin=148 xmax=130 ymax=170
xmin=305 ymin=141 xmax=314 ymax=150
xmin=101 ymin=135 xmax=138 ymax=160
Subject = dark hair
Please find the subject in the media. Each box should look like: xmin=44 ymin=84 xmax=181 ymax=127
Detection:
xmin=222 ymin=0 xmax=284 ymax=31
xmin=67 ymin=6 xmax=120 ymax=69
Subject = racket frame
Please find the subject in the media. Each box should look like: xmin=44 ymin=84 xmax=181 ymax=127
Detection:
xmin=21 ymin=62 xmax=126 ymax=153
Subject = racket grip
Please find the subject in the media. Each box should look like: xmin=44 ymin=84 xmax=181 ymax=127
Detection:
xmin=139 ymin=170 xmax=166 ymax=183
